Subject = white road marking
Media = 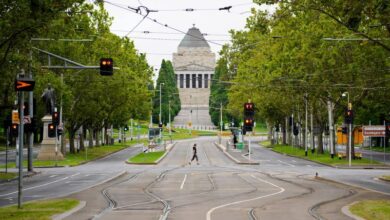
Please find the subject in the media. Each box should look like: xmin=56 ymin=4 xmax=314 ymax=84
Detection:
xmin=306 ymin=165 xmax=312 ymax=167
xmin=49 ymin=175 xmax=57 ymax=178
xmin=65 ymin=180 xmax=95 ymax=184
xmin=0 ymin=173 xmax=80 ymax=197
xmin=292 ymin=160 xmax=297 ymax=163
xmin=278 ymin=160 xmax=295 ymax=167
xmin=180 ymin=174 xmax=187 ymax=190
xmin=206 ymin=174 xmax=285 ymax=220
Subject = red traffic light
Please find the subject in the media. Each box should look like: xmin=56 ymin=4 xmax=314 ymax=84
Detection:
xmin=100 ymin=58 xmax=114 ymax=76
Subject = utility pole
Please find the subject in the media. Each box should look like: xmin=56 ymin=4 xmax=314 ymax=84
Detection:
xmin=305 ymin=93 xmax=308 ymax=156
xmin=27 ymin=45 xmax=34 ymax=172
xmin=219 ymin=102 xmax=222 ymax=144
xmin=327 ymin=99 xmax=335 ymax=158
xmin=311 ymin=108 xmax=314 ymax=153
xmin=17 ymin=70 xmax=26 ymax=209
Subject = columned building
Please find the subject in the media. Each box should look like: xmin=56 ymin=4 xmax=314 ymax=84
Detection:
xmin=172 ymin=26 xmax=215 ymax=130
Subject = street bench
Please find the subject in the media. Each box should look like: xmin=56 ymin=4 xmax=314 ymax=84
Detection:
xmin=338 ymin=152 xmax=362 ymax=159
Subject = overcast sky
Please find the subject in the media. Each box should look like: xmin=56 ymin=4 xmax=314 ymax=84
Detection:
xmin=103 ymin=0 xmax=274 ymax=77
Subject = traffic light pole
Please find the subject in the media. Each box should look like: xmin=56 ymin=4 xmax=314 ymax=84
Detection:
xmin=28 ymin=45 xmax=34 ymax=172
xmin=248 ymin=132 xmax=252 ymax=161
xmin=348 ymin=122 xmax=352 ymax=167
xmin=18 ymin=89 xmax=24 ymax=209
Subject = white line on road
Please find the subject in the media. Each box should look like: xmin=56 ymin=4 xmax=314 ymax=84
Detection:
xmin=180 ymin=174 xmax=187 ymax=190
xmin=49 ymin=175 xmax=57 ymax=178
xmin=0 ymin=173 xmax=80 ymax=197
xmin=206 ymin=174 xmax=285 ymax=220
xmin=292 ymin=160 xmax=297 ymax=163
xmin=306 ymin=165 xmax=312 ymax=167
xmin=278 ymin=160 xmax=295 ymax=167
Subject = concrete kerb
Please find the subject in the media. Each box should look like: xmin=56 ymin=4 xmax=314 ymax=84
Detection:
xmin=214 ymin=142 xmax=259 ymax=165
xmin=52 ymin=201 xmax=86 ymax=220
xmin=378 ymin=176 xmax=390 ymax=182
xmin=341 ymin=202 xmax=365 ymax=220
xmin=0 ymin=171 xmax=41 ymax=184
xmin=268 ymin=148 xmax=390 ymax=170
xmin=126 ymin=142 xmax=177 ymax=165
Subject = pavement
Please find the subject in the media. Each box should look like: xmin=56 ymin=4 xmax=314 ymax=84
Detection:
xmin=0 ymin=136 xmax=389 ymax=220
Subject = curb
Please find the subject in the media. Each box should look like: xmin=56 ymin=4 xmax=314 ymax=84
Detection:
xmin=269 ymin=148 xmax=390 ymax=170
xmin=214 ymin=142 xmax=259 ymax=165
xmin=126 ymin=142 xmax=177 ymax=165
xmin=52 ymin=201 xmax=86 ymax=220
xmin=0 ymin=171 xmax=41 ymax=184
xmin=378 ymin=177 xmax=390 ymax=182
xmin=341 ymin=201 xmax=365 ymax=220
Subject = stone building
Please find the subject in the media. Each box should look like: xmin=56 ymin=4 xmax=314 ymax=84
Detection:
xmin=172 ymin=26 xmax=216 ymax=130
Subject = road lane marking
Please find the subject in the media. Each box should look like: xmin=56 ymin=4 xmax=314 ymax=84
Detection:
xmin=180 ymin=174 xmax=187 ymax=190
xmin=0 ymin=173 xmax=80 ymax=197
xmin=206 ymin=174 xmax=285 ymax=220
xmin=278 ymin=160 xmax=295 ymax=167
xmin=306 ymin=165 xmax=312 ymax=167
xmin=49 ymin=175 xmax=57 ymax=178
xmin=292 ymin=160 xmax=297 ymax=163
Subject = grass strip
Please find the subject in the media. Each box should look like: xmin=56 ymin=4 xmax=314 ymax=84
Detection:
xmin=259 ymin=140 xmax=271 ymax=148
xmin=381 ymin=175 xmax=390 ymax=181
xmin=350 ymin=200 xmax=390 ymax=220
xmin=0 ymin=172 xmax=17 ymax=181
xmin=128 ymin=151 xmax=165 ymax=164
xmin=272 ymin=144 xmax=381 ymax=166
xmin=0 ymin=139 xmax=147 ymax=168
xmin=0 ymin=198 xmax=79 ymax=220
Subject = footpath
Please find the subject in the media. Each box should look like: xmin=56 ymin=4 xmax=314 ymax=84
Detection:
xmin=214 ymin=138 xmax=259 ymax=165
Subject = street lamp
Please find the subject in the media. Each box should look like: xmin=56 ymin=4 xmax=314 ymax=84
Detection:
xmin=342 ymin=91 xmax=352 ymax=167
xmin=159 ymin=83 xmax=164 ymax=125
xmin=159 ymin=83 xmax=164 ymax=139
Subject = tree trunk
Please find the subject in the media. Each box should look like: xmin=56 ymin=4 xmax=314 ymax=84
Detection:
xmin=79 ymin=131 xmax=85 ymax=151
xmin=88 ymin=128 xmax=94 ymax=148
xmin=96 ymin=129 xmax=101 ymax=147
xmin=69 ymin=131 xmax=76 ymax=154
xmin=282 ymin=119 xmax=287 ymax=145
xmin=317 ymin=129 xmax=324 ymax=154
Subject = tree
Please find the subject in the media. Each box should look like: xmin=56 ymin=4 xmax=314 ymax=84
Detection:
xmin=152 ymin=60 xmax=180 ymax=125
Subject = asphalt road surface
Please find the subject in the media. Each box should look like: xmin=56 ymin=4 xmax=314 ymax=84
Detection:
xmin=0 ymin=137 xmax=389 ymax=220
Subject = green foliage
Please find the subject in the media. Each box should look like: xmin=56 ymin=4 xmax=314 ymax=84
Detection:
xmin=350 ymin=200 xmax=390 ymax=220
xmin=152 ymin=60 xmax=180 ymax=125
xmin=218 ymin=2 xmax=389 ymax=153
xmin=128 ymin=151 xmax=165 ymax=164
xmin=0 ymin=198 xmax=79 ymax=220
xmin=0 ymin=2 xmax=153 ymax=151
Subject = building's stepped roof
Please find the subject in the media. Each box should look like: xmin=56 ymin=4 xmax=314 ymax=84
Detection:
xmin=178 ymin=27 xmax=210 ymax=48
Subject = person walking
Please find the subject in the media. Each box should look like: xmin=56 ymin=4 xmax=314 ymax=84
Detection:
xmin=189 ymin=143 xmax=199 ymax=165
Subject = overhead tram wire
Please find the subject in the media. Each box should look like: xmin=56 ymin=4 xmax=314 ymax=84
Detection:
xmin=104 ymin=1 xmax=225 ymax=46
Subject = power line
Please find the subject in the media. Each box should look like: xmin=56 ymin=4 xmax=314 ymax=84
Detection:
xmin=104 ymin=1 xmax=224 ymax=46
xmin=128 ymin=36 xmax=230 ymax=42
xmin=111 ymin=29 xmax=230 ymax=36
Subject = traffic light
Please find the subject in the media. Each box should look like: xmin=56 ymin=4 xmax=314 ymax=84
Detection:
xmin=100 ymin=58 xmax=113 ymax=76
xmin=48 ymin=123 xmax=56 ymax=138
xmin=159 ymin=123 xmax=163 ymax=128
xmin=52 ymin=111 xmax=59 ymax=125
xmin=15 ymin=78 xmax=35 ymax=91
xmin=11 ymin=123 xmax=18 ymax=137
xmin=344 ymin=109 xmax=353 ymax=124
xmin=342 ymin=126 xmax=347 ymax=134
xmin=243 ymin=102 xmax=255 ymax=133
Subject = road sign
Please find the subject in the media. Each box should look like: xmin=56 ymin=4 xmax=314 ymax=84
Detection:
xmin=12 ymin=110 xmax=19 ymax=124
xmin=23 ymin=116 xmax=31 ymax=124
xmin=15 ymin=78 xmax=35 ymax=91
xmin=363 ymin=125 xmax=385 ymax=137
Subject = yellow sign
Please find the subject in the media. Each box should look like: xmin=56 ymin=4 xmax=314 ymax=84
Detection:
xmin=188 ymin=122 xmax=192 ymax=127
xmin=12 ymin=110 xmax=19 ymax=124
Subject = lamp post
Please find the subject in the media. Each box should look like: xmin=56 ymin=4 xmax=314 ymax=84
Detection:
xmin=159 ymin=83 xmax=164 ymax=140
xmin=159 ymin=83 xmax=164 ymax=126
xmin=342 ymin=91 xmax=352 ymax=167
